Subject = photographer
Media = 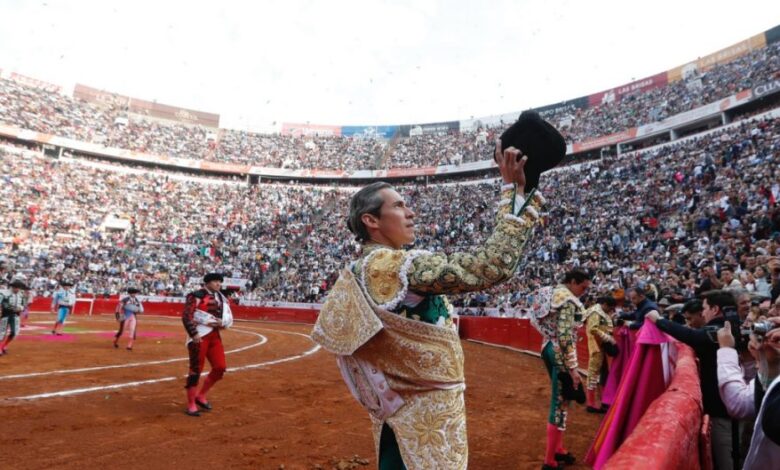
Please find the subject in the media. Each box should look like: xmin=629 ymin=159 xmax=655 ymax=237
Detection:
xmin=717 ymin=317 xmax=780 ymax=469
xmin=646 ymin=290 xmax=739 ymax=469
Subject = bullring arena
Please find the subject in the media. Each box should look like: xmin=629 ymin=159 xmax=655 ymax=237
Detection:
xmin=0 ymin=306 xmax=601 ymax=470
xmin=1 ymin=5 xmax=779 ymax=469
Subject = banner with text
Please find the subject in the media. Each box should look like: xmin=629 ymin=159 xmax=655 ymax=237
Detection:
xmin=751 ymin=79 xmax=780 ymax=100
xmin=588 ymin=72 xmax=668 ymax=107
xmin=571 ymin=128 xmax=638 ymax=153
xmin=280 ymin=122 xmax=342 ymax=137
xmin=341 ymin=125 xmax=399 ymax=138
xmin=73 ymin=84 xmax=220 ymax=128
xmin=667 ymin=33 xmax=766 ymax=82
xmin=10 ymin=72 xmax=62 ymax=93
xmin=533 ymin=96 xmax=589 ymax=118
xmin=399 ymin=120 xmax=459 ymax=137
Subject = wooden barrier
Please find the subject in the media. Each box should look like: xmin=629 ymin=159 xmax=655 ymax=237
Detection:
xmin=30 ymin=297 xmax=319 ymax=324
xmin=604 ymin=344 xmax=704 ymax=469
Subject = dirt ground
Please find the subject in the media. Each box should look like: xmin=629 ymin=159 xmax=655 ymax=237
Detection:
xmin=0 ymin=314 xmax=600 ymax=469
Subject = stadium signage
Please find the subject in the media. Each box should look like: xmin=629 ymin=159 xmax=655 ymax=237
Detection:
xmin=753 ymin=79 xmax=780 ymax=99
xmin=10 ymin=72 xmax=62 ymax=93
xmin=399 ymin=120 xmax=459 ymax=137
xmin=341 ymin=125 xmax=399 ymax=138
xmin=533 ymin=96 xmax=588 ymax=119
xmin=175 ymin=109 xmax=199 ymax=122
xmin=73 ymin=84 xmax=220 ymax=128
xmin=572 ymin=129 xmax=638 ymax=153
xmin=587 ymin=72 xmax=668 ymax=106
xmin=280 ymin=122 xmax=342 ymax=137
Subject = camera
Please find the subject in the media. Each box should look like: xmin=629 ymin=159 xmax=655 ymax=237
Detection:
xmin=704 ymin=307 xmax=748 ymax=351
xmin=750 ymin=320 xmax=775 ymax=338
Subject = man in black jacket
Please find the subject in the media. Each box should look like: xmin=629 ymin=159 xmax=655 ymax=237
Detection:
xmin=646 ymin=290 xmax=738 ymax=470
xmin=620 ymin=286 xmax=660 ymax=330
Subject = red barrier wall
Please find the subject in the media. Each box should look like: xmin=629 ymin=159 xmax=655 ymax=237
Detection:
xmin=604 ymin=344 xmax=703 ymax=469
xmin=457 ymin=316 xmax=591 ymax=366
xmin=30 ymin=298 xmax=319 ymax=324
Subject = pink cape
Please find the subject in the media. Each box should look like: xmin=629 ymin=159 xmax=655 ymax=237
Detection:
xmin=601 ymin=325 xmax=635 ymax=406
xmin=585 ymin=322 xmax=673 ymax=469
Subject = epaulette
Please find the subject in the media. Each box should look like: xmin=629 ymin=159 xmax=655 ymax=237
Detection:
xmin=189 ymin=289 xmax=208 ymax=299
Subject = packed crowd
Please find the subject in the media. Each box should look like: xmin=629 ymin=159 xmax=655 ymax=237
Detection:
xmin=1 ymin=42 xmax=777 ymax=170
xmin=474 ymin=114 xmax=780 ymax=311
xmin=1 ymin=113 xmax=779 ymax=310
xmin=0 ymin=145 xmax=344 ymax=299
xmin=547 ymin=42 xmax=780 ymax=143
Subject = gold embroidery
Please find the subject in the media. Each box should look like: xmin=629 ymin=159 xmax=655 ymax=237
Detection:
xmin=407 ymin=209 xmax=538 ymax=295
xmin=355 ymin=307 xmax=465 ymax=392
xmin=371 ymin=388 xmax=468 ymax=470
xmin=585 ymin=305 xmax=614 ymax=353
xmin=364 ymin=249 xmax=405 ymax=306
xmin=551 ymin=284 xmax=583 ymax=309
xmin=310 ymin=269 xmax=383 ymax=355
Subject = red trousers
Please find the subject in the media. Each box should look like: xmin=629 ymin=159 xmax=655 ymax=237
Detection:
xmin=185 ymin=330 xmax=226 ymax=388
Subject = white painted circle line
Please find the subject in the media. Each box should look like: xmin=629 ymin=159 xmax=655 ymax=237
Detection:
xmin=0 ymin=328 xmax=267 ymax=381
xmin=5 ymin=342 xmax=321 ymax=401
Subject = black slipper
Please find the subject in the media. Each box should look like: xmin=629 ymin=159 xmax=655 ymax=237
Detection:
xmin=555 ymin=452 xmax=576 ymax=464
xmin=195 ymin=399 xmax=212 ymax=411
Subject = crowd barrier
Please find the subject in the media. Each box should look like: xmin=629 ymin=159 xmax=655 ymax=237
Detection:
xmin=28 ymin=297 xmax=319 ymax=324
xmin=457 ymin=316 xmax=591 ymax=371
xmin=30 ymin=298 xmax=703 ymax=467
xmin=605 ymin=344 xmax=704 ymax=469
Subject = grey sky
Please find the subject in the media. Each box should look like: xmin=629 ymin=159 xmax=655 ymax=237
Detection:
xmin=0 ymin=0 xmax=778 ymax=131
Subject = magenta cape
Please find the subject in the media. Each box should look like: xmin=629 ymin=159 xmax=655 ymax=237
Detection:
xmin=601 ymin=325 xmax=635 ymax=406
xmin=585 ymin=322 xmax=674 ymax=469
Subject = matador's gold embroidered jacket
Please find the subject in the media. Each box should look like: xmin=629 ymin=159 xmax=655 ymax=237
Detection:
xmin=584 ymin=304 xmax=614 ymax=354
xmin=312 ymin=182 xmax=544 ymax=470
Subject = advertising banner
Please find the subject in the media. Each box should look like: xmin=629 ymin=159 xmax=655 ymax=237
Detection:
xmin=571 ymin=128 xmax=638 ymax=153
xmin=399 ymin=120 xmax=459 ymax=137
xmin=587 ymin=72 xmax=668 ymax=107
xmin=533 ymin=96 xmax=589 ymax=118
xmin=280 ymin=122 xmax=342 ymax=137
xmin=298 ymin=169 xmax=348 ymax=178
xmin=667 ymin=33 xmax=766 ymax=82
xmin=10 ymin=72 xmax=62 ymax=93
xmin=764 ymin=24 xmax=780 ymax=45
xmin=73 ymin=84 xmax=220 ymax=127
xmin=341 ymin=125 xmax=399 ymax=138
xmin=74 ymin=84 xmax=131 ymax=107
xmin=434 ymin=160 xmax=495 ymax=175
xmin=385 ymin=166 xmax=437 ymax=177
xmin=751 ymin=79 xmax=780 ymax=100
xmin=460 ymin=111 xmax=518 ymax=132
xmin=199 ymin=161 xmax=250 ymax=174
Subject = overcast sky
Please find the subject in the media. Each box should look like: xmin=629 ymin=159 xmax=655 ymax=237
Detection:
xmin=0 ymin=0 xmax=778 ymax=131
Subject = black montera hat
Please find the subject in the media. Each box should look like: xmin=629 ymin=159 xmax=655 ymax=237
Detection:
xmin=498 ymin=110 xmax=567 ymax=191
xmin=9 ymin=279 xmax=27 ymax=289
xmin=203 ymin=272 xmax=224 ymax=283
xmin=127 ymin=287 xmax=141 ymax=294
xmin=61 ymin=280 xmax=74 ymax=287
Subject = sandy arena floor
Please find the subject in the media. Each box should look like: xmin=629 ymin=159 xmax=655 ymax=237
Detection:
xmin=0 ymin=314 xmax=600 ymax=469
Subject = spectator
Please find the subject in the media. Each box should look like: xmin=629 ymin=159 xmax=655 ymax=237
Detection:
xmin=646 ymin=290 xmax=739 ymax=470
